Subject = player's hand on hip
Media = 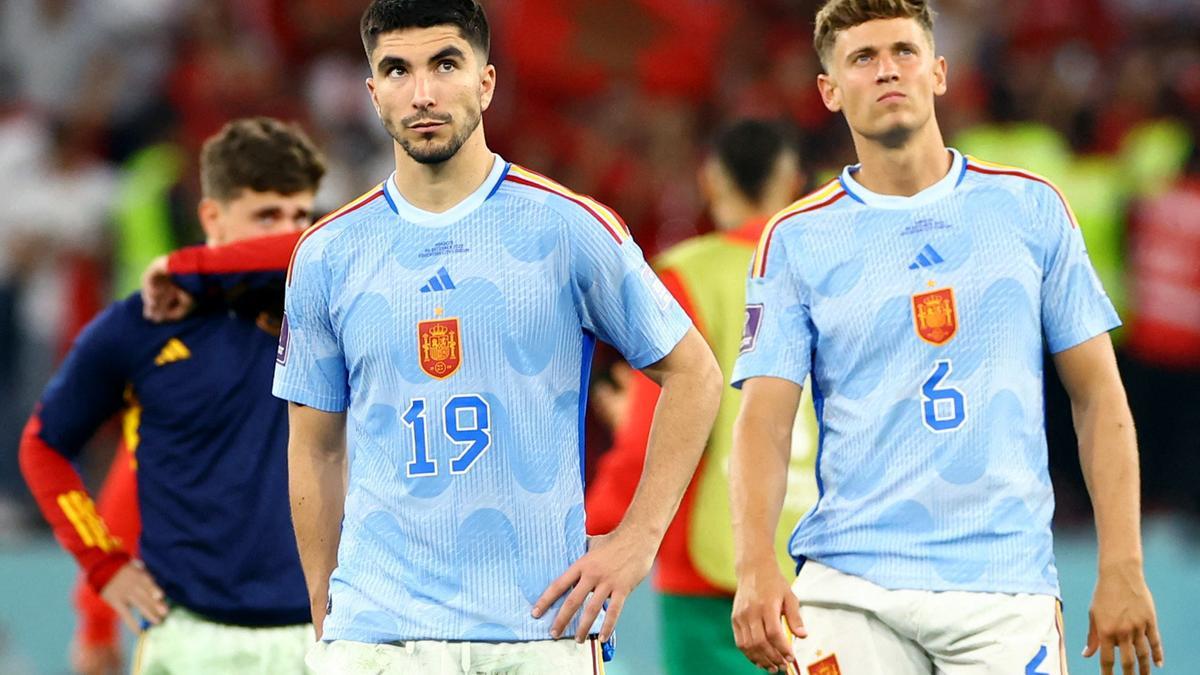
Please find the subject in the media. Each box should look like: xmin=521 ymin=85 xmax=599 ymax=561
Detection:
xmin=70 ymin=640 xmax=122 ymax=675
xmin=731 ymin=560 xmax=803 ymax=673
xmin=140 ymin=254 xmax=193 ymax=322
xmin=531 ymin=529 xmax=655 ymax=643
xmin=1082 ymin=562 xmax=1163 ymax=675
xmin=99 ymin=560 xmax=168 ymax=633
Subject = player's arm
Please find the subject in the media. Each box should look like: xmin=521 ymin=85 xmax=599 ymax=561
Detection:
xmin=729 ymin=376 xmax=804 ymax=672
xmin=1054 ymin=336 xmax=1163 ymax=675
xmin=18 ymin=309 xmax=167 ymax=633
xmin=285 ymin=403 xmax=347 ymax=639
xmin=586 ymin=268 xmax=700 ymax=535
xmin=142 ymin=230 xmax=302 ymax=322
xmin=536 ymin=326 xmax=721 ymax=641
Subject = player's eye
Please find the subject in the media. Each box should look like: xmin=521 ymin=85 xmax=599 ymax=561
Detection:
xmin=389 ymin=66 xmax=407 ymax=78
xmin=437 ymin=61 xmax=457 ymax=73
xmin=899 ymin=47 xmax=915 ymax=57
xmin=854 ymin=53 xmax=872 ymax=65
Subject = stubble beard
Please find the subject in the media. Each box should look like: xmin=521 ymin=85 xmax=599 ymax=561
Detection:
xmin=385 ymin=103 xmax=483 ymax=166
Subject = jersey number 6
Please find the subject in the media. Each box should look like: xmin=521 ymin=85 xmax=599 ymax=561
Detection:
xmin=401 ymin=395 xmax=493 ymax=477
xmin=921 ymin=360 xmax=966 ymax=432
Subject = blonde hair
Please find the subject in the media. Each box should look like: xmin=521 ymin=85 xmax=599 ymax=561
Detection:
xmin=813 ymin=0 xmax=936 ymax=70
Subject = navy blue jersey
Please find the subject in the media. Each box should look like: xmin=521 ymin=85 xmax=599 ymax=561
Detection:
xmin=36 ymin=293 xmax=308 ymax=626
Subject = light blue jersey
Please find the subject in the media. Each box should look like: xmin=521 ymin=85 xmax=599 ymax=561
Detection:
xmin=732 ymin=149 xmax=1119 ymax=597
xmin=275 ymin=156 xmax=691 ymax=643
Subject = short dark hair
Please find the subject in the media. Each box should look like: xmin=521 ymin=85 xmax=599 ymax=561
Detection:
xmin=360 ymin=0 xmax=491 ymax=62
xmin=200 ymin=118 xmax=326 ymax=202
xmin=813 ymin=0 xmax=936 ymax=70
xmin=712 ymin=120 xmax=801 ymax=204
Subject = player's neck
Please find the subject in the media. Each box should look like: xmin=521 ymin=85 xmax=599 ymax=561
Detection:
xmin=392 ymin=129 xmax=495 ymax=213
xmin=851 ymin=124 xmax=951 ymax=198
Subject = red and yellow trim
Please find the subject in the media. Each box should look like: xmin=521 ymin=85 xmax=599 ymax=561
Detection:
xmin=505 ymin=165 xmax=630 ymax=244
xmin=1055 ymin=601 xmax=1069 ymax=674
xmin=751 ymin=179 xmax=846 ymax=278
xmin=57 ymin=491 xmax=120 ymax=552
xmin=286 ymin=185 xmax=385 ymax=284
xmin=965 ymin=156 xmax=1079 ymax=229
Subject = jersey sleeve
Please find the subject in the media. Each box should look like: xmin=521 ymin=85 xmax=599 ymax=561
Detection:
xmin=1035 ymin=183 xmax=1122 ymax=353
xmin=167 ymin=230 xmax=300 ymax=297
xmin=731 ymin=231 xmax=814 ymax=388
xmin=568 ymin=211 xmax=692 ymax=369
xmin=272 ymin=235 xmax=349 ymax=412
xmin=19 ymin=306 xmax=134 ymax=592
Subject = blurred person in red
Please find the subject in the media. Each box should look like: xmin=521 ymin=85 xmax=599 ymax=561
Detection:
xmin=1123 ymin=134 xmax=1200 ymax=518
xmin=588 ymin=119 xmax=816 ymax=675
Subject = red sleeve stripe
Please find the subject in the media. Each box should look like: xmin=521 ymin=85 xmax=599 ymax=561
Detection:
xmin=286 ymin=187 xmax=384 ymax=285
xmin=751 ymin=179 xmax=846 ymax=278
xmin=505 ymin=165 xmax=630 ymax=244
xmin=965 ymin=158 xmax=1079 ymax=229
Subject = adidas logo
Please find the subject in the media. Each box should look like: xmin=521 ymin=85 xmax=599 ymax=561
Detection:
xmin=420 ymin=267 xmax=457 ymax=293
xmin=908 ymin=244 xmax=945 ymax=270
xmin=154 ymin=338 xmax=191 ymax=366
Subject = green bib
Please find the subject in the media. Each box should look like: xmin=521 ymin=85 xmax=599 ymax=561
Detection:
xmin=656 ymin=232 xmax=818 ymax=591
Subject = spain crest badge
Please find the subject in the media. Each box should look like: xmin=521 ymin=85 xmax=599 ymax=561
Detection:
xmin=912 ymin=288 xmax=957 ymax=346
xmin=807 ymin=654 xmax=842 ymax=675
xmin=418 ymin=318 xmax=462 ymax=379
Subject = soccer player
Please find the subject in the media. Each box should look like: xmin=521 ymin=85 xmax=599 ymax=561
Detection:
xmin=587 ymin=119 xmax=817 ymax=675
xmin=728 ymin=2 xmax=1163 ymax=675
xmin=20 ymin=117 xmax=326 ymax=674
xmin=278 ymin=1 xmax=721 ymax=672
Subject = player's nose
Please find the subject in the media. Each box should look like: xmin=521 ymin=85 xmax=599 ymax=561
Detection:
xmin=875 ymin=54 xmax=900 ymax=83
xmin=411 ymin=73 xmax=437 ymax=109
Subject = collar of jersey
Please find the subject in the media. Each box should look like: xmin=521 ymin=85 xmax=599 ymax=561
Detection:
xmin=383 ymin=153 xmax=510 ymax=227
xmin=838 ymin=147 xmax=967 ymax=210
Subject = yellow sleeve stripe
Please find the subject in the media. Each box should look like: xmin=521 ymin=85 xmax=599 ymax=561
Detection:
xmin=751 ymin=178 xmax=843 ymax=277
xmin=57 ymin=491 xmax=119 ymax=552
xmin=507 ymin=165 xmax=631 ymax=241
xmin=287 ymin=184 xmax=386 ymax=284
xmin=965 ymin=155 xmax=1080 ymax=229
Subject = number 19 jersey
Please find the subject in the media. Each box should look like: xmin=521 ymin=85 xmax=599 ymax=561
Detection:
xmin=732 ymin=149 xmax=1119 ymax=597
xmin=274 ymin=156 xmax=691 ymax=643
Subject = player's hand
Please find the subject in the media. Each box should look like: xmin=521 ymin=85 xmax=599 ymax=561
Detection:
xmin=100 ymin=560 xmax=168 ymax=633
xmin=141 ymin=254 xmax=194 ymax=322
xmin=531 ymin=528 xmax=656 ymax=643
xmin=1082 ymin=561 xmax=1163 ymax=675
xmin=731 ymin=559 xmax=803 ymax=673
xmin=70 ymin=640 xmax=123 ymax=675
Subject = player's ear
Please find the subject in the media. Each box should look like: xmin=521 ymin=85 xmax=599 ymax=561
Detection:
xmin=366 ymin=77 xmax=382 ymax=117
xmin=479 ymin=63 xmax=496 ymax=112
xmin=932 ymin=55 xmax=948 ymax=97
xmin=817 ymin=73 xmax=842 ymax=112
xmin=197 ymin=198 xmax=223 ymax=244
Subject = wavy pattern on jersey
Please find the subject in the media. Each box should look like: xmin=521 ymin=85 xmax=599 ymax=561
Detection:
xmin=504 ymin=165 xmax=630 ymax=244
xmin=751 ymin=179 xmax=846 ymax=278
xmin=286 ymin=185 xmax=385 ymax=285
xmin=965 ymin=156 xmax=1079 ymax=229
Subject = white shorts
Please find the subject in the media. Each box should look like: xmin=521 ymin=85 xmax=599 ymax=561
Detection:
xmin=787 ymin=561 xmax=1068 ymax=675
xmin=306 ymin=636 xmax=606 ymax=675
xmin=132 ymin=606 xmax=314 ymax=675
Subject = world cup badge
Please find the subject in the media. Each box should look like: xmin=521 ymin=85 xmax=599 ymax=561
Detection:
xmin=912 ymin=287 xmax=958 ymax=346
xmin=418 ymin=318 xmax=462 ymax=379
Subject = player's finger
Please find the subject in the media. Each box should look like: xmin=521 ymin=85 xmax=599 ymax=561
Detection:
xmin=111 ymin=602 xmax=141 ymax=634
xmin=598 ymin=592 xmax=625 ymax=642
xmin=574 ymin=586 xmax=609 ymax=642
xmin=533 ymin=565 xmax=580 ymax=619
xmin=749 ymin=614 xmax=786 ymax=672
xmin=1100 ymin=638 xmax=1115 ymax=675
xmin=764 ymin=608 xmax=794 ymax=669
xmin=1083 ymin=614 xmax=1099 ymax=657
xmin=1148 ymin=622 xmax=1164 ymax=667
xmin=1118 ymin=634 xmax=1136 ymax=675
xmin=1135 ymin=630 xmax=1151 ymax=675
xmin=783 ymin=592 xmax=806 ymax=640
xmin=551 ymin=580 xmax=594 ymax=638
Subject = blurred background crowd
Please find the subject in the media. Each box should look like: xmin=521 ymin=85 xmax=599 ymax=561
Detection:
xmin=0 ymin=0 xmax=1198 ymax=671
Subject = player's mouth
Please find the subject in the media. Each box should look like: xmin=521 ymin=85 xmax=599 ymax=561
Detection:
xmin=877 ymin=91 xmax=907 ymax=103
xmin=409 ymin=120 xmax=449 ymax=132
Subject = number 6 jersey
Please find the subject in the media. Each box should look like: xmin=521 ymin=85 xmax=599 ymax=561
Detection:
xmin=275 ymin=156 xmax=691 ymax=643
xmin=731 ymin=149 xmax=1119 ymax=597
